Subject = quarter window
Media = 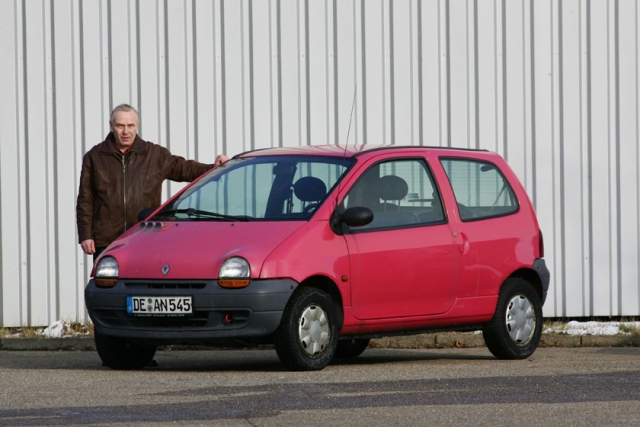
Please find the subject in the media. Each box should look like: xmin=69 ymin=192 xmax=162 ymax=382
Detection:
xmin=440 ymin=159 xmax=518 ymax=221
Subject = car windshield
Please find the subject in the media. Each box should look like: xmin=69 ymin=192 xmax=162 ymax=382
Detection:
xmin=153 ymin=155 xmax=355 ymax=221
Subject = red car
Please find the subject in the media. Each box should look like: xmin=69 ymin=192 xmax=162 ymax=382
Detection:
xmin=86 ymin=145 xmax=549 ymax=371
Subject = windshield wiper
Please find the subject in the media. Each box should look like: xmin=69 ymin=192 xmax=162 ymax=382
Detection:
xmin=153 ymin=208 xmax=250 ymax=222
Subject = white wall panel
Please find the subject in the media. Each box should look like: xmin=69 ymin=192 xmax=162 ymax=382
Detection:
xmin=2 ymin=0 xmax=640 ymax=326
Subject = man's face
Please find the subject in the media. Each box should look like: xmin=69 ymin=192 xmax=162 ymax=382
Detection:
xmin=110 ymin=110 xmax=139 ymax=151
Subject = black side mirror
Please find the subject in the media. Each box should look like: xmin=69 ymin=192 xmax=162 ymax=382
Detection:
xmin=331 ymin=207 xmax=374 ymax=234
xmin=342 ymin=206 xmax=374 ymax=227
xmin=138 ymin=207 xmax=156 ymax=222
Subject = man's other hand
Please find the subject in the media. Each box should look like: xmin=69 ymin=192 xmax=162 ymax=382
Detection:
xmin=214 ymin=154 xmax=229 ymax=167
xmin=81 ymin=239 xmax=96 ymax=254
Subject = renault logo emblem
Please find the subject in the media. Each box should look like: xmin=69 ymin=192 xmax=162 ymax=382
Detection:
xmin=162 ymin=264 xmax=170 ymax=276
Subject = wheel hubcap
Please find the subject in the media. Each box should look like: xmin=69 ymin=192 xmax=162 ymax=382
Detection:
xmin=298 ymin=305 xmax=330 ymax=356
xmin=505 ymin=294 xmax=535 ymax=345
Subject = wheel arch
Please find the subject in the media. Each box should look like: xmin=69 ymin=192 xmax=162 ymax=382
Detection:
xmin=508 ymin=268 xmax=543 ymax=300
xmin=296 ymin=275 xmax=344 ymax=329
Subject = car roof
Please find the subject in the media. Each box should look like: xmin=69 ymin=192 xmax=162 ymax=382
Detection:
xmin=235 ymin=144 xmax=490 ymax=159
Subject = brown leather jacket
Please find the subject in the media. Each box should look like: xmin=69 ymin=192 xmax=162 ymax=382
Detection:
xmin=76 ymin=133 xmax=212 ymax=247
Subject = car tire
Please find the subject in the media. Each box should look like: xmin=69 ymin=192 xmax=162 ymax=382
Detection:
xmin=274 ymin=287 xmax=339 ymax=371
xmin=94 ymin=331 xmax=157 ymax=370
xmin=334 ymin=338 xmax=370 ymax=359
xmin=482 ymin=278 xmax=543 ymax=360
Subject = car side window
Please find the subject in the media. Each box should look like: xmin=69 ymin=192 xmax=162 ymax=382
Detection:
xmin=343 ymin=159 xmax=445 ymax=231
xmin=440 ymin=158 xmax=519 ymax=221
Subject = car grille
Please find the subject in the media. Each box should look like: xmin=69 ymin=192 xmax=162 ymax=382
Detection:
xmin=123 ymin=282 xmax=207 ymax=289
xmin=91 ymin=308 xmax=250 ymax=330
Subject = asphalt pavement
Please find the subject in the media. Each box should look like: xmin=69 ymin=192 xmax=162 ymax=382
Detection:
xmin=0 ymin=347 xmax=639 ymax=426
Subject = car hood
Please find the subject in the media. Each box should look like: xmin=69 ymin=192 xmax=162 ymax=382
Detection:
xmin=99 ymin=221 xmax=306 ymax=279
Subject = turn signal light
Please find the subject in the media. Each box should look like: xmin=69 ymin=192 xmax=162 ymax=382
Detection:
xmin=218 ymin=279 xmax=250 ymax=288
xmin=95 ymin=278 xmax=118 ymax=288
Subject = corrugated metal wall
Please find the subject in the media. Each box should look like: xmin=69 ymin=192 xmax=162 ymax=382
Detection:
xmin=1 ymin=0 xmax=639 ymax=326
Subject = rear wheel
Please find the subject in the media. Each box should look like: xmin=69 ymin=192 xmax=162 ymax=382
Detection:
xmin=482 ymin=278 xmax=543 ymax=360
xmin=94 ymin=331 xmax=157 ymax=370
xmin=334 ymin=338 xmax=370 ymax=359
xmin=274 ymin=287 xmax=339 ymax=371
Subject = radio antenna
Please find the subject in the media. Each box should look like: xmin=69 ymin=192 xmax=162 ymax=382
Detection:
xmin=332 ymin=85 xmax=357 ymax=217
xmin=344 ymin=85 xmax=357 ymax=147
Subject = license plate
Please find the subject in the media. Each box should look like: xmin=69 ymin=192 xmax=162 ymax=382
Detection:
xmin=126 ymin=296 xmax=192 ymax=316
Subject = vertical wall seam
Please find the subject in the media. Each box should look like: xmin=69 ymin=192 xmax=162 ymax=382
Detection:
xmin=389 ymin=0 xmax=395 ymax=144
xmin=530 ymin=0 xmax=537 ymax=209
xmin=417 ymin=0 xmax=423 ymax=146
xmin=586 ymin=0 xmax=594 ymax=314
xmin=473 ymin=0 xmax=479 ymax=149
xmin=587 ymin=0 xmax=594 ymax=315
xmin=466 ymin=1 xmax=470 ymax=148
xmin=220 ymin=1 xmax=227 ymax=154
xmin=128 ymin=0 xmax=133 ymax=103
xmin=21 ymin=0 xmax=30 ymax=325
xmin=163 ymin=0 xmax=171 ymax=152
xmin=248 ymin=1 xmax=255 ymax=151
xmin=136 ymin=0 xmax=141 ymax=125
xmin=325 ymin=1 xmax=330 ymax=145
xmin=607 ymin=1 xmax=613 ymax=315
xmin=78 ymin=0 xmax=87 ymax=298
xmin=332 ymin=0 xmax=339 ymax=145
xmin=186 ymin=2 xmax=192 ymax=157
xmin=107 ymin=0 xmax=112 ymax=111
xmin=445 ymin=0 xmax=451 ymax=147
xmin=636 ymin=0 xmax=640 ymax=314
xmin=579 ymin=0 xmax=586 ymax=315
xmin=305 ymin=0 xmax=311 ymax=145
xmin=277 ymin=0 xmax=283 ymax=147
xmin=614 ymin=0 xmax=622 ymax=314
xmin=558 ymin=0 xmax=567 ymax=316
xmin=50 ymin=0 xmax=60 ymax=322
xmin=521 ymin=2 xmax=528 ymax=184
xmin=360 ymin=0 xmax=367 ymax=143
xmin=240 ymin=1 xmax=246 ymax=152
xmin=192 ymin=0 xmax=199 ymax=158
xmin=501 ymin=0 xmax=508 ymax=159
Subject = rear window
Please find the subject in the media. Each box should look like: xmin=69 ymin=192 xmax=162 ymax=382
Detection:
xmin=440 ymin=158 xmax=518 ymax=221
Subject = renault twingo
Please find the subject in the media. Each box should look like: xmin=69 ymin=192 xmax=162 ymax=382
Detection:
xmin=86 ymin=145 xmax=549 ymax=371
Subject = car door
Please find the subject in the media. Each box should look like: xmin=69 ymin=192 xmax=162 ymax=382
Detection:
xmin=343 ymin=156 xmax=460 ymax=320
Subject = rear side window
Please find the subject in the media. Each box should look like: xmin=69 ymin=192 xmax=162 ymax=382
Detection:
xmin=343 ymin=158 xmax=445 ymax=231
xmin=440 ymin=158 xmax=518 ymax=221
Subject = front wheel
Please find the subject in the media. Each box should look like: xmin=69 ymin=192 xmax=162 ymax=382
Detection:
xmin=274 ymin=287 xmax=340 ymax=371
xmin=94 ymin=331 xmax=157 ymax=370
xmin=482 ymin=278 xmax=543 ymax=360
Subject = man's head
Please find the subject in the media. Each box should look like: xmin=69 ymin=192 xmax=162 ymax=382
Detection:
xmin=109 ymin=104 xmax=139 ymax=152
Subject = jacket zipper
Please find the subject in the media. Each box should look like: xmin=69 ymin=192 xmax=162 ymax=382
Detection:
xmin=122 ymin=155 xmax=127 ymax=232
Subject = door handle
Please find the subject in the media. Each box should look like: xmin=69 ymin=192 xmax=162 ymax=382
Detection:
xmin=455 ymin=231 xmax=469 ymax=254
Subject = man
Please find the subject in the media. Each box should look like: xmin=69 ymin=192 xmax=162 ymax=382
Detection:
xmin=76 ymin=104 xmax=228 ymax=262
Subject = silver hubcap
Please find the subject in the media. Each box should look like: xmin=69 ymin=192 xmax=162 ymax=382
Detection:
xmin=505 ymin=294 xmax=536 ymax=345
xmin=298 ymin=304 xmax=330 ymax=356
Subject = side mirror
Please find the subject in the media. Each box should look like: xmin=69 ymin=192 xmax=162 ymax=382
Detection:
xmin=138 ymin=207 xmax=156 ymax=222
xmin=341 ymin=207 xmax=374 ymax=227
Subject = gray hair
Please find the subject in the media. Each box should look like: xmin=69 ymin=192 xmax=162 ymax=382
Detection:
xmin=110 ymin=104 xmax=140 ymax=124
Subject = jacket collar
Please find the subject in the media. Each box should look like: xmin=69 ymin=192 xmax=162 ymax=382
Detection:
xmin=101 ymin=132 xmax=147 ymax=156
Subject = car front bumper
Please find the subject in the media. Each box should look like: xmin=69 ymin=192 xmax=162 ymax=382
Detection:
xmin=85 ymin=278 xmax=298 ymax=346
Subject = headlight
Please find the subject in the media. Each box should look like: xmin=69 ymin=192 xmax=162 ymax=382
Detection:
xmin=218 ymin=257 xmax=250 ymax=288
xmin=94 ymin=256 xmax=118 ymax=288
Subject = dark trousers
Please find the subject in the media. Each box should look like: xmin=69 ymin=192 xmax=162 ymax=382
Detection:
xmin=93 ymin=247 xmax=107 ymax=264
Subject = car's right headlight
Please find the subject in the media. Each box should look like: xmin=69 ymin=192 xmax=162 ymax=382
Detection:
xmin=94 ymin=256 xmax=119 ymax=288
xmin=218 ymin=256 xmax=251 ymax=288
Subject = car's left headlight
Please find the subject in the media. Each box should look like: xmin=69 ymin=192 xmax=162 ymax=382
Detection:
xmin=94 ymin=256 xmax=119 ymax=288
xmin=218 ymin=257 xmax=251 ymax=288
